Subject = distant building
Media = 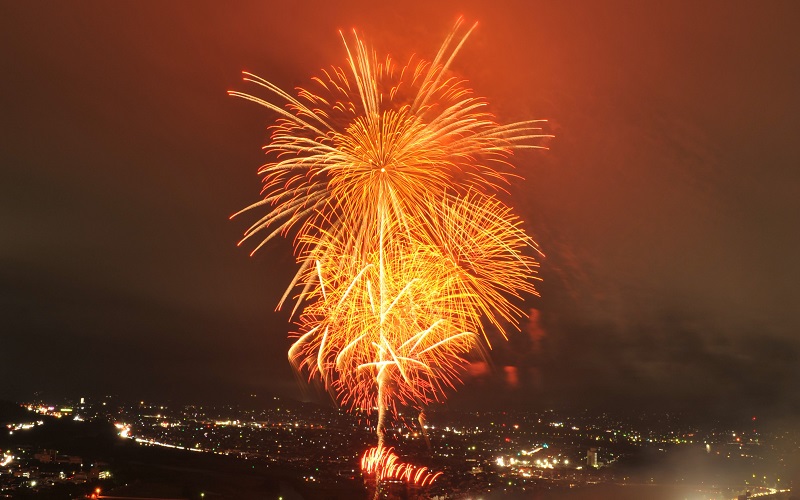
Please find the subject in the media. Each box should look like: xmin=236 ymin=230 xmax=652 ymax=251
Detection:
xmin=34 ymin=449 xmax=81 ymax=465
xmin=586 ymin=448 xmax=598 ymax=468
xmin=34 ymin=449 xmax=56 ymax=463
xmin=55 ymin=454 xmax=81 ymax=465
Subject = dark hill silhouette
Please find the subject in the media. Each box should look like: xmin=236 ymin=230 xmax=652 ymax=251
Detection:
xmin=0 ymin=400 xmax=32 ymax=424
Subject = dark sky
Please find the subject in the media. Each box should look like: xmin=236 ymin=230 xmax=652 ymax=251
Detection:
xmin=1 ymin=1 xmax=798 ymax=418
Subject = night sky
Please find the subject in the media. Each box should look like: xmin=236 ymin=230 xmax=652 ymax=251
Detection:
xmin=2 ymin=1 xmax=799 ymax=418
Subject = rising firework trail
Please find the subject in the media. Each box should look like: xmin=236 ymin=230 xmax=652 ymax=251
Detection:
xmin=231 ymin=17 xmax=549 ymax=493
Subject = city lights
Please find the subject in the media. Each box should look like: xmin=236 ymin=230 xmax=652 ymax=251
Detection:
xmin=2 ymin=398 xmax=794 ymax=498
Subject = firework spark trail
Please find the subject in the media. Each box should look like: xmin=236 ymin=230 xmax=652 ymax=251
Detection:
xmin=416 ymin=191 xmax=543 ymax=344
xmin=361 ymin=446 xmax=443 ymax=487
xmin=232 ymin=17 xmax=549 ymax=490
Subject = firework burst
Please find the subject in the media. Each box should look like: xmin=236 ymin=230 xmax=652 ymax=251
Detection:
xmin=230 ymin=18 xmax=548 ymax=313
xmin=231 ymin=17 xmax=549 ymax=489
xmin=289 ymin=236 xmax=483 ymax=415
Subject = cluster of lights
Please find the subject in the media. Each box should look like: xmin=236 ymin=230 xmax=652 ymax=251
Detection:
xmin=749 ymin=487 xmax=791 ymax=498
xmin=115 ymin=422 xmax=240 ymax=457
xmin=213 ymin=420 xmax=240 ymax=426
xmin=6 ymin=421 xmax=43 ymax=435
xmin=496 ymin=444 xmax=571 ymax=473
xmin=132 ymin=436 xmax=204 ymax=452
xmin=114 ymin=422 xmax=131 ymax=439
xmin=530 ymin=457 xmax=567 ymax=469
xmin=24 ymin=405 xmax=74 ymax=418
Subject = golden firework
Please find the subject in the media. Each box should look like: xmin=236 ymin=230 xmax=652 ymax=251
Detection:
xmin=290 ymin=235 xmax=483 ymax=415
xmin=232 ymin=18 xmax=549 ymax=486
xmin=230 ymin=18 xmax=548 ymax=313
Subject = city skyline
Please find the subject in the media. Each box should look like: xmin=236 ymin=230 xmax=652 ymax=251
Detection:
xmin=2 ymin=1 xmax=799 ymax=419
xmin=5 ymin=394 xmax=795 ymax=498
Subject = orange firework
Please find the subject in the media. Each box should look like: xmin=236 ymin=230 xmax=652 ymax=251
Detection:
xmin=230 ymin=18 xmax=548 ymax=314
xmin=361 ymin=446 xmax=442 ymax=486
xmin=415 ymin=191 xmax=543 ymax=344
xmin=289 ymin=234 xmax=483 ymax=415
xmin=232 ymin=17 xmax=548 ymax=487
